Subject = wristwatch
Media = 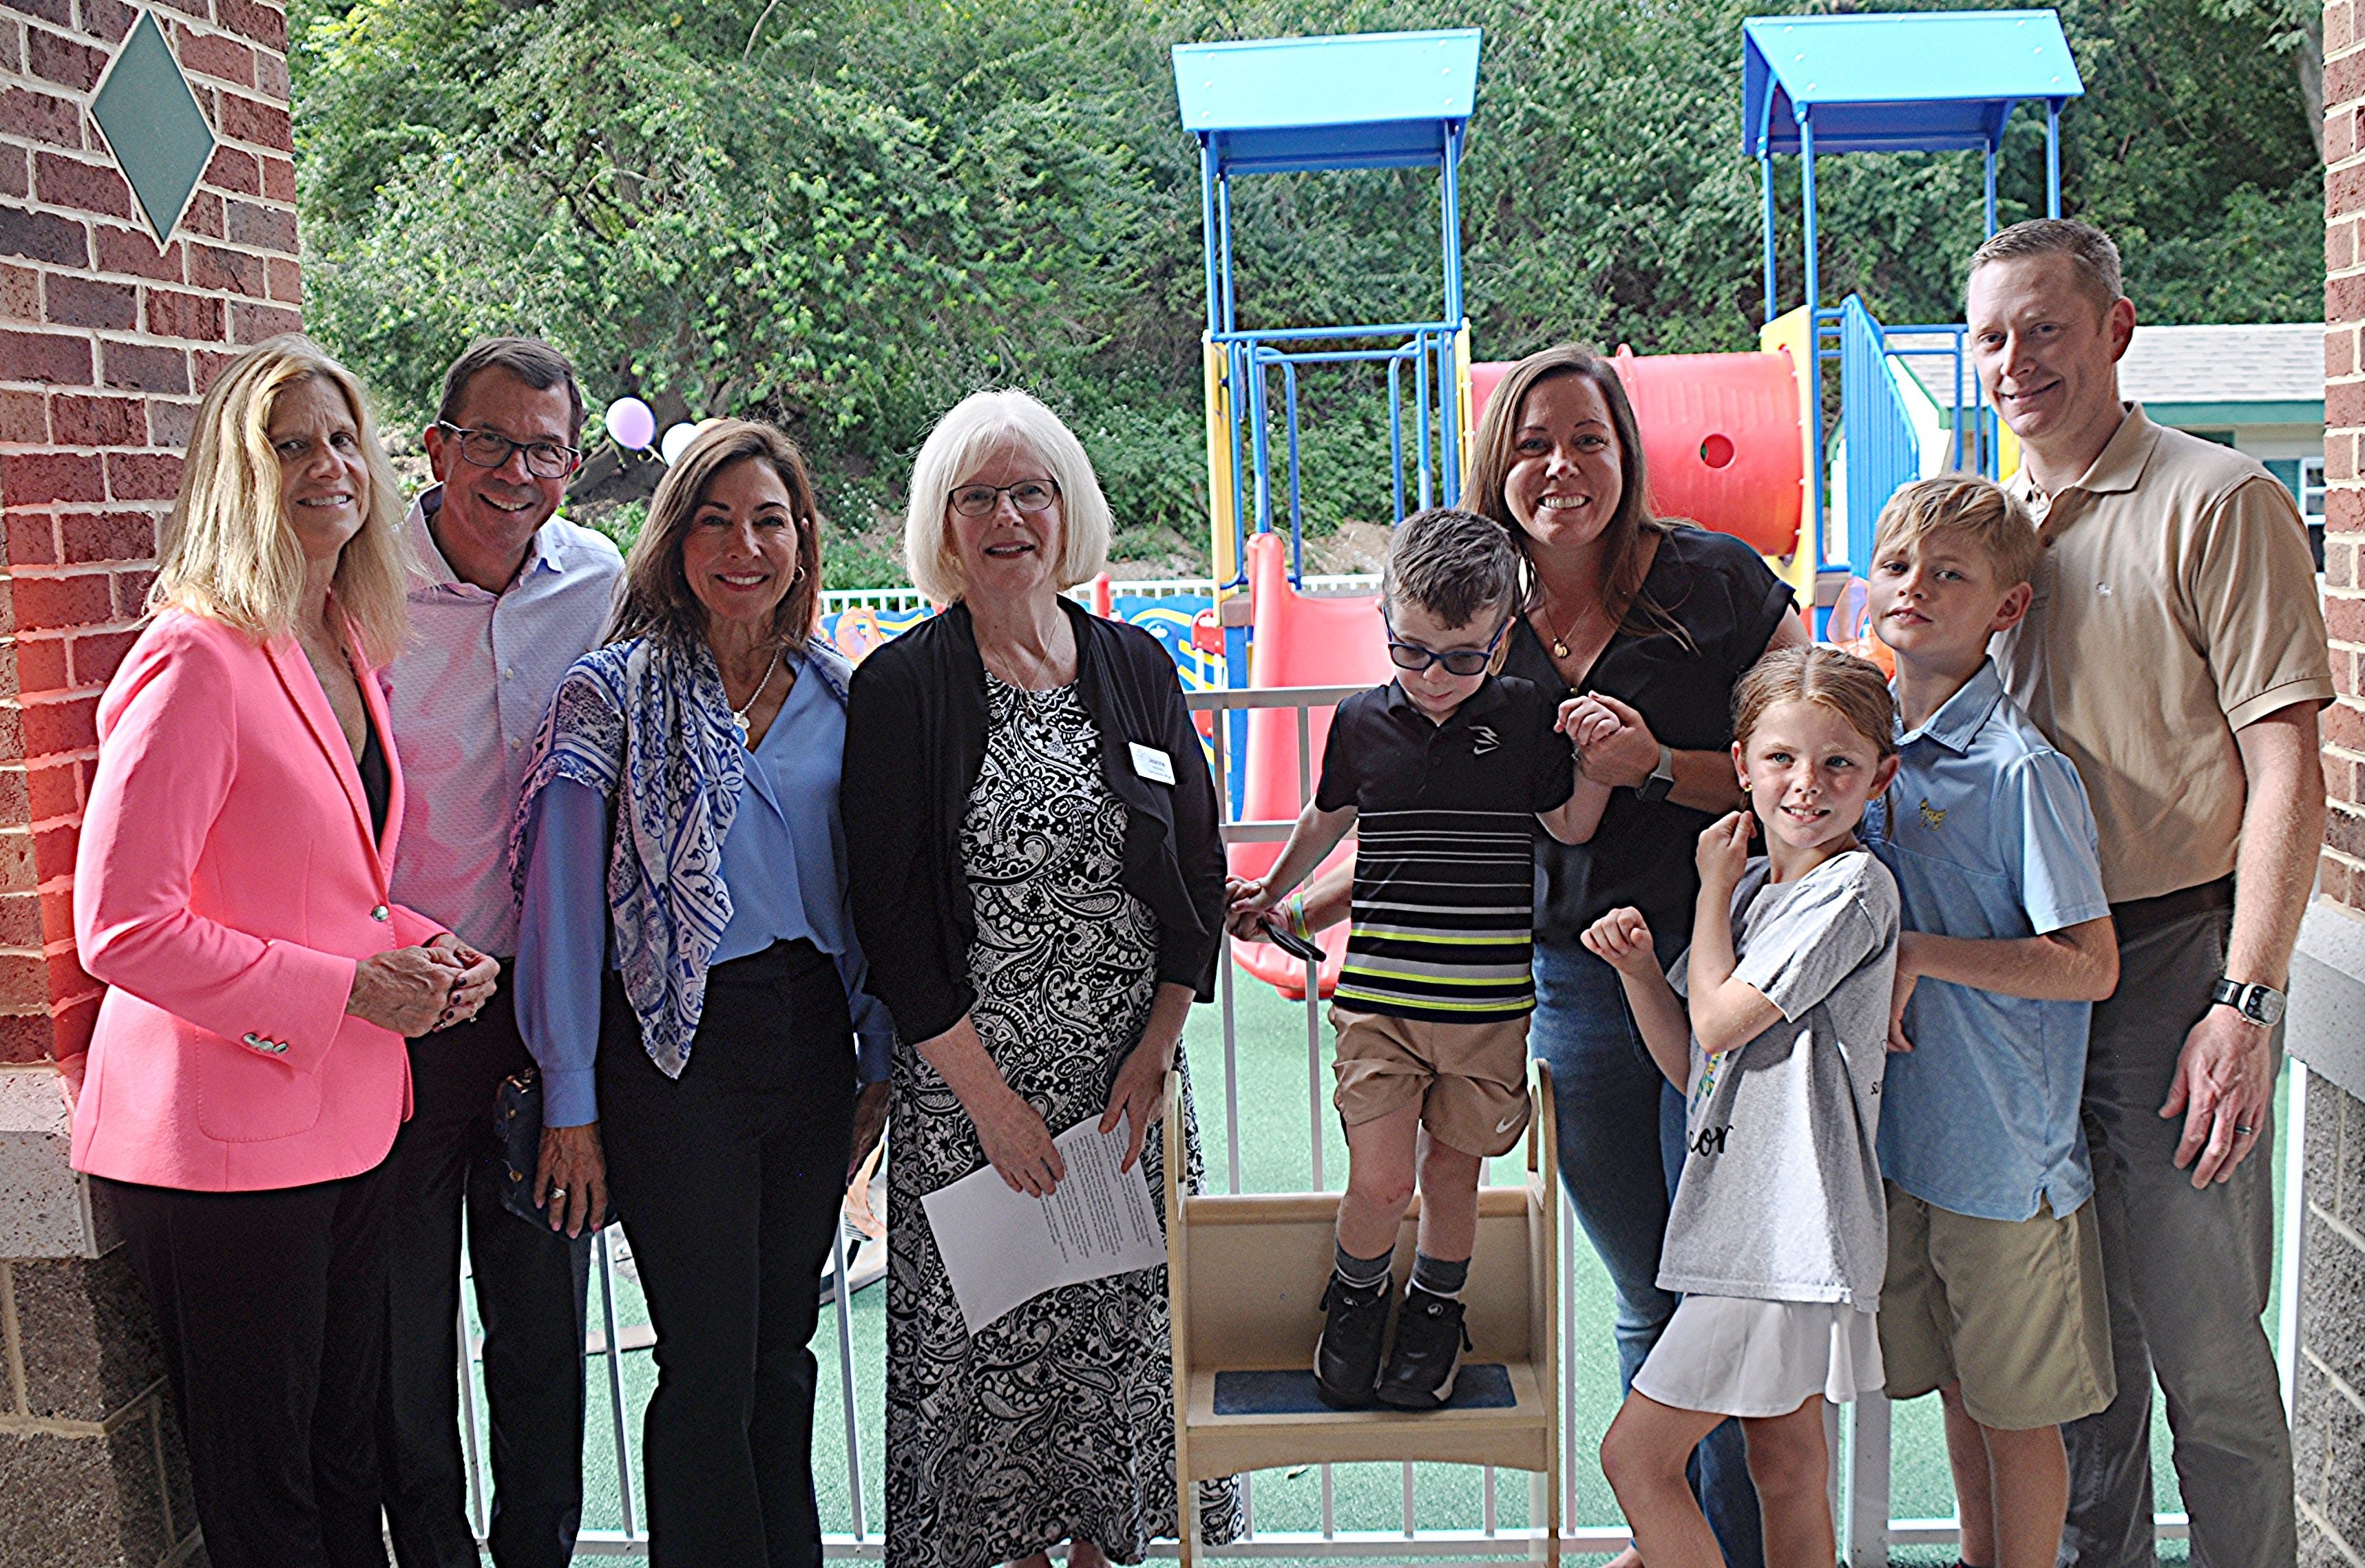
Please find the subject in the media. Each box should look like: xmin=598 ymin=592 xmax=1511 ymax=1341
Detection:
xmin=2211 ymin=977 xmax=2287 ymax=1028
xmin=1637 ymin=744 xmax=1676 ymax=804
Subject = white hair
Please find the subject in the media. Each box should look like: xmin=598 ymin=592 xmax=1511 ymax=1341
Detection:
xmin=902 ymin=388 xmax=1112 ymax=606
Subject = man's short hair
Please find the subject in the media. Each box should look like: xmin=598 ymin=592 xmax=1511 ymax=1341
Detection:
xmin=1382 ymin=507 xmax=1522 ymax=631
xmin=1873 ymin=474 xmax=2043 ymax=592
xmin=1966 ymin=219 xmax=2124 ymax=318
xmin=436 ymin=337 xmax=584 ymax=438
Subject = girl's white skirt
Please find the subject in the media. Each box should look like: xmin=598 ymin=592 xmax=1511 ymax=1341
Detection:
xmin=1630 ymin=1295 xmax=1883 ymax=1419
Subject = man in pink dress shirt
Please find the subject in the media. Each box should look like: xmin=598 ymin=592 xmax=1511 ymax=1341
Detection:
xmin=378 ymin=339 xmax=624 ymax=1568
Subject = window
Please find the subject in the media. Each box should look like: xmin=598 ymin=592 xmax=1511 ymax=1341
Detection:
xmin=2303 ymin=456 xmax=2327 ymax=520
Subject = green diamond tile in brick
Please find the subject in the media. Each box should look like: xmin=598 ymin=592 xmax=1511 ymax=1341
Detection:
xmin=90 ymin=11 xmax=218 ymax=246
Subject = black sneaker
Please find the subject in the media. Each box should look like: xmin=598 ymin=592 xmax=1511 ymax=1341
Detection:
xmin=1313 ymin=1274 xmax=1393 ymax=1409
xmin=1374 ymin=1286 xmax=1471 ymax=1410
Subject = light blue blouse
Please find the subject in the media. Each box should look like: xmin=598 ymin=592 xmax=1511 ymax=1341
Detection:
xmin=516 ymin=649 xmax=895 ymax=1125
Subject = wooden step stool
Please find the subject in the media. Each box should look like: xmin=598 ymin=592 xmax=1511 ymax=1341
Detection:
xmin=1164 ymin=1062 xmax=1560 ymax=1564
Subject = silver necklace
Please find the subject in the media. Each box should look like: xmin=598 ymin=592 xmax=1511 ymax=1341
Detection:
xmin=728 ymin=647 xmax=781 ymax=746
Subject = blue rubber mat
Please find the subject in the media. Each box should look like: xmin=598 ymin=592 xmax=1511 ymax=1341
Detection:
xmin=1213 ymin=1364 xmax=1516 ymax=1415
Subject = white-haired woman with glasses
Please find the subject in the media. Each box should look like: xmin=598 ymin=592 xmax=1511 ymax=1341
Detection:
xmin=843 ymin=389 xmax=1241 ymax=1568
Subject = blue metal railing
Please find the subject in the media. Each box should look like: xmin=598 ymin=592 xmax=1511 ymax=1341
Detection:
xmin=1215 ymin=324 xmax=1460 ymax=588
xmin=1836 ymin=295 xmax=1924 ymax=572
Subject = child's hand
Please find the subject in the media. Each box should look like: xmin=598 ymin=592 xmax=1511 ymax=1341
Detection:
xmin=1579 ymin=907 xmax=1661 ymax=978
xmin=1696 ymin=811 xmax=1754 ymax=893
xmin=1226 ymin=875 xmax=1276 ymax=941
xmin=1886 ymin=968 xmax=1917 ymax=1053
xmin=1557 ymin=695 xmax=1626 ymax=754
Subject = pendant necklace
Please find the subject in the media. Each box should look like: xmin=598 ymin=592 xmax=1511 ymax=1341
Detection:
xmin=1537 ymin=595 xmax=1588 ymax=661
xmin=729 ymin=647 xmax=781 ymax=746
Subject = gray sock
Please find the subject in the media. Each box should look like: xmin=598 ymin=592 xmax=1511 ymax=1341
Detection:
xmin=1333 ymin=1241 xmax=1394 ymax=1291
xmin=1411 ymin=1251 xmax=1469 ymax=1298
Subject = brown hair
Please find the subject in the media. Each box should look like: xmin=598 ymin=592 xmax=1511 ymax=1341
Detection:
xmin=437 ymin=336 xmax=584 ymax=438
xmin=1873 ymin=474 xmax=2043 ymax=591
xmin=1463 ymin=343 xmax=1683 ymax=643
xmin=1382 ymin=507 xmax=1523 ymax=629
xmin=1731 ymin=646 xmax=1898 ymax=760
xmin=610 ymin=420 xmax=823 ymax=650
xmin=1966 ymin=219 xmax=2124 ymax=319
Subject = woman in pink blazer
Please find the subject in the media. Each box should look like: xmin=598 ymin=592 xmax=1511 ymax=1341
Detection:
xmin=72 ymin=337 xmax=498 ymax=1568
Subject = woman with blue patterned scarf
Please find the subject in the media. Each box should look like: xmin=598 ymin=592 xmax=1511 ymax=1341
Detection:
xmin=511 ymin=420 xmax=894 ymax=1568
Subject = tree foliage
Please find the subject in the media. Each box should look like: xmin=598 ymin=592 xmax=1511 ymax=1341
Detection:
xmin=291 ymin=0 xmax=2322 ymax=579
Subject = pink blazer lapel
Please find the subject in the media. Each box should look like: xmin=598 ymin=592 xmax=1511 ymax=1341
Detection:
xmin=262 ymin=632 xmax=392 ymax=887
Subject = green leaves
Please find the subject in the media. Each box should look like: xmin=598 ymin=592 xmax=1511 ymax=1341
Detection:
xmin=291 ymin=0 xmax=2321 ymax=583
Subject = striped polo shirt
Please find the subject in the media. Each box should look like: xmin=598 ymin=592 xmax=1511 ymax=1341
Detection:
xmin=1314 ymin=676 xmax=1575 ymax=1022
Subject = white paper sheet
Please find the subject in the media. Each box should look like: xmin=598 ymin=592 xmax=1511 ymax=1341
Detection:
xmin=920 ymin=1113 xmax=1168 ymax=1336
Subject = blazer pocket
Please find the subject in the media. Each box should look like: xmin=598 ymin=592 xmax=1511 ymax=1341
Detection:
xmin=194 ymin=1030 xmax=325 ymax=1143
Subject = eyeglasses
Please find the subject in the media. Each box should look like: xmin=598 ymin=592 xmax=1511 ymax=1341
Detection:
xmin=949 ymin=479 xmax=1060 ymax=518
xmin=435 ymin=421 xmax=581 ymax=480
xmin=1384 ymin=613 xmax=1511 ymax=677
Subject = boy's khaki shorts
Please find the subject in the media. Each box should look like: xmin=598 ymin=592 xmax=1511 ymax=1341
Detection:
xmin=1327 ymin=1006 xmax=1532 ymax=1158
xmin=1880 ymin=1180 xmax=2116 ymax=1431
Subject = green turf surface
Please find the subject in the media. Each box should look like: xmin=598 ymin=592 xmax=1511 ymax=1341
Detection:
xmin=454 ymin=955 xmax=2262 ymax=1561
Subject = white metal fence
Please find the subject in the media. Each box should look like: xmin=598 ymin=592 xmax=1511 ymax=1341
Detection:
xmin=816 ymin=575 xmax=1384 ymax=617
xmin=465 ymin=680 xmax=2294 ymax=1560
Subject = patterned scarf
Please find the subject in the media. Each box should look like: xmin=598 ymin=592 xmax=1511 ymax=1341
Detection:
xmin=510 ymin=633 xmax=845 ymax=1079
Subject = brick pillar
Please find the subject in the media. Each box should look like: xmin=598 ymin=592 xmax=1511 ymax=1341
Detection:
xmin=2298 ymin=1 xmax=2365 ymax=1562
xmin=0 ymin=0 xmax=298 ymax=1558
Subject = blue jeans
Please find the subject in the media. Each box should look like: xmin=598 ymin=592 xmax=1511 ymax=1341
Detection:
xmin=1531 ymin=935 xmax=1763 ymax=1567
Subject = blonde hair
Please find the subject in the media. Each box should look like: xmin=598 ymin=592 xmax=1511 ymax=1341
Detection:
xmin=1872 ymin=473 xmax=2043 ymax=591
xmin=150 ymin=335 xmax=410 ymax=664
xmin=611 ymin=420 xmax=823 ymax=650
xmin=1732 ymin=646 xmax=1898 ymax=759
xmin=1967 ymin=218 xmax=2123 ymax=319
xmin=902 ymin=389 xmax=1111 ymax=606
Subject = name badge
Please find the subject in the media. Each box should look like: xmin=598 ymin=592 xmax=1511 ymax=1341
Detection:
xmin=1128 ymin=742 xmax=1176 ymax=786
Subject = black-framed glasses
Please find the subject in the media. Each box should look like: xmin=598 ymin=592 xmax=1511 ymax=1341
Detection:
xmin=435 ymin=421 xmax=581 ymax=480
xmin=949 ymin=479 xmax=1060 ymax=518
xmin=1384 ymin=613 xmax=1511 ymax=677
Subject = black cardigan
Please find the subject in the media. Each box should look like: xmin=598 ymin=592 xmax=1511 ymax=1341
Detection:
xmin=841 ymin=598 xmax=1227 ymax=1047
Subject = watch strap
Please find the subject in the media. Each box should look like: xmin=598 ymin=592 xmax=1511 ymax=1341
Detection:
xmin=1637 ymin=744 xmax=1675 ymax=804
xmin=2211 ymin=976 xmax=2287 ymax=1025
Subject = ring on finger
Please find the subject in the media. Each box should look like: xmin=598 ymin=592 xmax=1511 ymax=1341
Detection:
xmin=2235 ymin=1123 xmax=2257 ymax=1136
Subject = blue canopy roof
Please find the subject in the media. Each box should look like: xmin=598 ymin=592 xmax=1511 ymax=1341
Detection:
xmin=1173 ymin=29 xmax=1480 ymax=176
xmin=1743 ymin=10 xmax=2083 ymax=156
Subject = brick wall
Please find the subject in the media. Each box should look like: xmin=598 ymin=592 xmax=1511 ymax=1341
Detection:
xmin=2302 ymin=2 xmax=2365 ymax=1562
xmin=0 ymin=0 xmax=295 ymax=1558
xmin=1 ymin=0 xmax=300 ymax=1078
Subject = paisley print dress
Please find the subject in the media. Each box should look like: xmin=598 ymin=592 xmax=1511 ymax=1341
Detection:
xmin=884 ymin=674 xmax=1243 ymax=1568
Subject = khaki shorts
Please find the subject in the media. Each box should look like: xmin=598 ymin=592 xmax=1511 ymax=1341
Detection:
xmin=1327 ymin=1006 xmax=1532 ymax=1158
xmin=1880 ymin=1180 xmax=2116 ymax=1430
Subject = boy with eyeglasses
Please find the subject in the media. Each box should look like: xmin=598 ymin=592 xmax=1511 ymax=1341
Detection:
xmin=1230 ymin=507 xmax=1616 ymax=1409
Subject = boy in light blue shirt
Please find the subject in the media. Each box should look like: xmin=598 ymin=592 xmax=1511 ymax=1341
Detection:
xmin=1862 ymin=475 xmax=2121 ymax=1568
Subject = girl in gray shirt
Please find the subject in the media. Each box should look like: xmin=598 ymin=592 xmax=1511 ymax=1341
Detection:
xmin=1581 ymin=646 xmax=1901 ymax=1568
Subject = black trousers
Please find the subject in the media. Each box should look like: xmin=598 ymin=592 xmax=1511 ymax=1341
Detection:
xmin=101 ymin=1160 xmax=397 ymax=1568
xmin=598 ymin=939 xmax=857 ymax=1568
xmin=379 ymin=972 xmax=593 ymax=1568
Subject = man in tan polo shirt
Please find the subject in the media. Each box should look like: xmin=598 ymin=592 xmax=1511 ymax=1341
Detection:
xmin=1968 ymin=218 xmax=2329 ymax=1568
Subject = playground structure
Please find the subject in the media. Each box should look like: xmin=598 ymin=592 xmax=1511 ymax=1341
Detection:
xmin=1185 ymin=14 xmax=2088 ymax=1002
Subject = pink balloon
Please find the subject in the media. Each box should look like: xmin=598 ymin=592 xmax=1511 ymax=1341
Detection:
xmin=603 ymin=397 xmax=656 ymax=451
